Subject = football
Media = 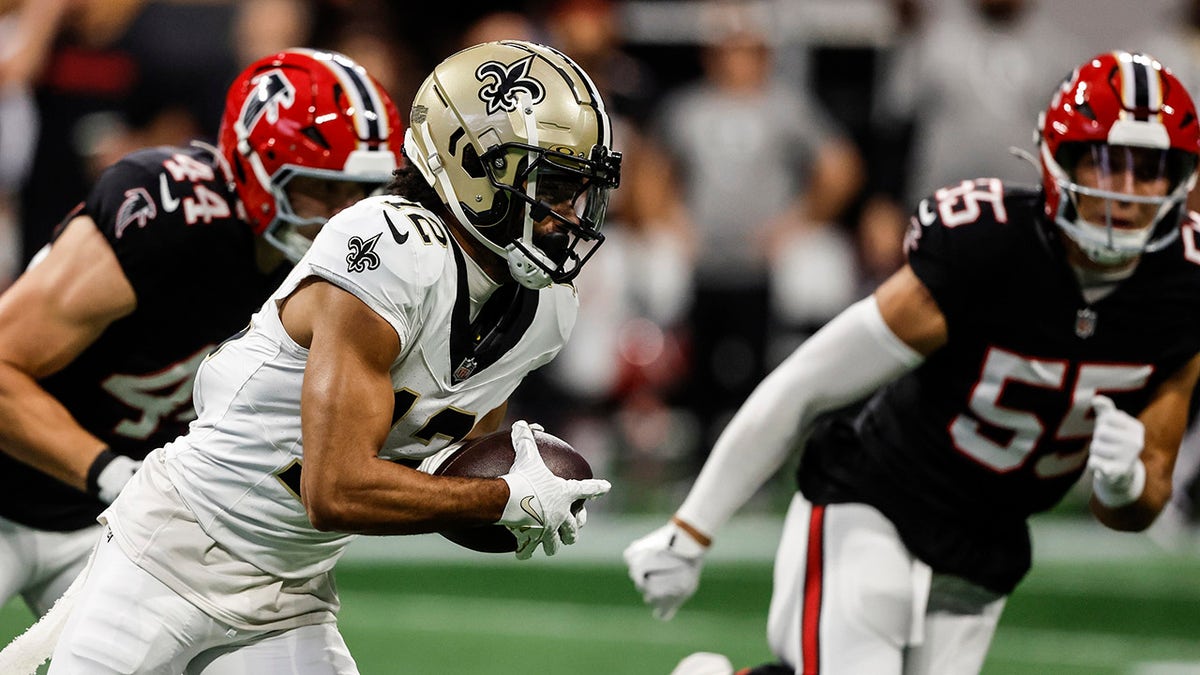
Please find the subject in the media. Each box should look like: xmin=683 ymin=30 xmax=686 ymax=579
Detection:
xmin=431 ymin=428 xmax=592 ymax=553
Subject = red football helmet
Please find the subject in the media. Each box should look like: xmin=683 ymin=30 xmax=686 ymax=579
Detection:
xmin=1038 ymin=51 xmax=1200 ymax=265
xmin=218 ymin=49 xmax=403 ymax=261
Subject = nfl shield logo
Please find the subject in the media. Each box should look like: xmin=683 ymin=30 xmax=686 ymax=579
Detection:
xmin=1074 ymin=308 xmax=1097 ymax=339
xmin=453 ymin=357 xmax=478 ymax=381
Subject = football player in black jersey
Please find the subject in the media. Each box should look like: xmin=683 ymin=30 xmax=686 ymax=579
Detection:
xmin=627 ymin=51 xmax=1200 ymax=674
xmin=0 ymin=49 xmax=401 ymax=626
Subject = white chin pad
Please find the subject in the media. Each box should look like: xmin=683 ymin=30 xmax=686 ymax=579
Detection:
xmin=1067 ymin=216 xmax=1154 ymax=264
xmin=505 ymin=243 xmax=554 ymax=289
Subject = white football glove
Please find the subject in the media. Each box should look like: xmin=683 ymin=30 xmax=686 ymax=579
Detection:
xmin=87 ymin=451 xmax=141 ymax=505
xmin=624 ymin=520 xmax=709 ymax=620
xmin=1087 ymin=395 xmax=1146 ymax=508
xmin=498 ymin=420 xmax=611 ymax=560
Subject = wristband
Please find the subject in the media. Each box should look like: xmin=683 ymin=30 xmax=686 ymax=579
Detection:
xmin=1092 ymin=460 xmax=1146 ymax=508
xmin=85 ymin=449 xmax=118 ymax=498
xmin=671 ymin=516 xmax=712 ymax=548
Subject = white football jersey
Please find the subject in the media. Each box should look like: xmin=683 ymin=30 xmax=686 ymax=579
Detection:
xmin=157 ymin=195 xmax=578 ymax=579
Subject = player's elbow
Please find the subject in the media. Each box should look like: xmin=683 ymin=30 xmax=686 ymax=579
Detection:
xmin=303 ymin=483 xmax=358 ymax=532
xmin=0 ymin=359 xmax=34 ymax=395
xmin=304 ymin=499 xmax=345 ymax=532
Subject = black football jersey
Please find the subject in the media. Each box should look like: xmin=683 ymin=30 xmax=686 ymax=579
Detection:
xmin=798 ymin=179 xmax=1200 ymax=594
xmin=0 ymin=146 xmax=287 ymax=531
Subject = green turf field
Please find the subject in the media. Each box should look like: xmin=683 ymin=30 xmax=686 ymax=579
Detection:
xmin=4 ymin=517 xmax=1200 ymax=674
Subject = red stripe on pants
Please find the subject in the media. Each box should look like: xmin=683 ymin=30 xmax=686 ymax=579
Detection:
xmin=801 ymin=504 xmax=825 ymax=674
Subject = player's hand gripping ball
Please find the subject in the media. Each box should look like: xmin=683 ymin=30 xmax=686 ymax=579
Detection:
xmin=429 ymin=427 xmax=593 ymax=552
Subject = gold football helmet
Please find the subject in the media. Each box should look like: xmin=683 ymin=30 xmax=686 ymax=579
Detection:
xmin=404 ymin=40 xmax=621 ymax=288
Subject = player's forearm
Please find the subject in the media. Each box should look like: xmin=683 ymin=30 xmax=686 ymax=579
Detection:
xmin=804 ymin=139 xmax=865 ymax=224
xmin=1093 ymin=353 xmax=1200 ymax=532
xmin=1090 ymin=448 xmax=1172 ymax=532
xmin=299 ymin=379 xmax=489 ymax=534
xmin=1090 ymin=495 xmax=1162 ymax=531
xmin=302 ymin=457 xmax=508 ymax=535
xmin=0 ymin=360 xmax=106 ymax=490
xmin=299 ymin=368 xmax=505 ymax=534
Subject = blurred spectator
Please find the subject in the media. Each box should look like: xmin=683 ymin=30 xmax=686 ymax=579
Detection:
xmin=323 ymin=1 xmax=421 ymax=116
xmin=16 ymin=0 xmax=242 ymax=266
xmin=0 ymin=0 xmax=54 ymax=288
xmin=460 ymin=10 xmax=544 ymax=47
xmin=655 ymin=1 xmax=863 ymax=453
xmin=857 ymin=0 xmax=1085 ymax=316
xmin=528 ymin=0 xmax=695 ymax=509
xmin=545 ymin=0 xmax=659 ymax=123
xmin=8 ymin=0 xmax=141 ymax=269
xmin=872 ymin=0 xmax=1084 ymax=204
xmin=232 ymin=0 xmax=314 ymax=68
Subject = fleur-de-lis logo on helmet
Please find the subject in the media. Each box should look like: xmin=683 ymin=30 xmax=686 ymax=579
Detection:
xmin=475 ymin=56 xmax=545 ymax=115
xmin=346 ymin=233 xmax=382 ymax=273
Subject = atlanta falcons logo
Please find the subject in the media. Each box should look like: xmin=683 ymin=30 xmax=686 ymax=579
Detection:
xmin=476 ymin=56 xmax=545 ymax=115
xmin=114 ymin=187 xmax=157 ymax=239
xmin=346 ymin=233 xmax=382 ymax=273
xmin=237 ymin=70 xmax=295 ymax=137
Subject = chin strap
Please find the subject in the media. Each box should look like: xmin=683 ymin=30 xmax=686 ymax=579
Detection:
xmin=502 ymin=92 xmax=554 ymax=289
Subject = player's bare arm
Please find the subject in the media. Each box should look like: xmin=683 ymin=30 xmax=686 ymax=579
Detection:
xmin=0 ymin=216 xmax=135 ymax=490
xmin=805 ymin=136 xmax=866 ymax=225
xmin=874 ymin=264 xmax=948 ymax=356
xmin=283 ymin=278 xmax=509 ymax=535
xmin=1091 ymin=350 xmax=1200 ymax=532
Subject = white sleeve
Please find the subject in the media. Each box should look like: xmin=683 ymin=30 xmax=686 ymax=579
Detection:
xmin=301 ymin=198 xmax=444 ymax=348
xmin=676 ymin=295 xmax=924 ymax=538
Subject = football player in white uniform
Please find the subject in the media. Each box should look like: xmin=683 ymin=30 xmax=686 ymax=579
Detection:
xmin=37 ymin=41 xmax=619 ymax=674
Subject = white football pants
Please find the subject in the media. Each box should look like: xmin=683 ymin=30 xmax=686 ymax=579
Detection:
xmin=768 ymin=494 xmax=1006 ymax=674
xmin=0 ymin=515 xmax=98 ymax=617
xmin=47 ymin=530 xmax=358 ymax=674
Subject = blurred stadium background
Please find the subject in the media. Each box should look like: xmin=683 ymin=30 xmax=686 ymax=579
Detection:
xmin=4 ymin=0 xmax=1200 ymax=672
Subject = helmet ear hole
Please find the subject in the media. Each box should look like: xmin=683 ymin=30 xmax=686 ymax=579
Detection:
xmin=464 ymin=188 xmax=510 ymax=227
xmin=301 ymin=126 xmax=330 ymax=149
xmin=232 ymin=156 xmax=248 ymax=186
xmin=461 ymin=143 xmax=486 ymax=179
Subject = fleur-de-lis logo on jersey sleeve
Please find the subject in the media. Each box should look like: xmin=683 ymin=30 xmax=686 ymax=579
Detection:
xmin=346 ymin=233 xmax=382 ymax=273
xmin=475 ymin=56 xmax=545 ymax=115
